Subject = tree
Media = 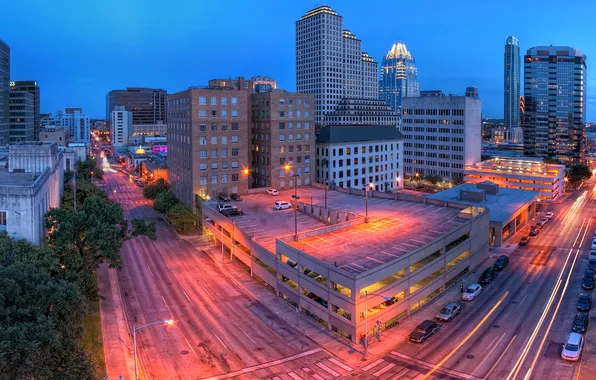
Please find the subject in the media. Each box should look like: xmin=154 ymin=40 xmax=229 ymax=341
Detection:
xmin=569 ymin=164 xmax=592 ymax=184
xmin=154 ymin=191 xmax=179 ymax=214
xmin=62 ymin=174 xmax=108 ymax=210
xmin=131 ymin=218 xmax=157 ymax=240
xmin=543 ymin=157 xmax=564 ymax=165
xmin=166 ymin=204 xmax=195 ymax=233
xmin=143 ymin=178 xmax=170 ymax=200
xmin=425 ymin=174 xmax=441 ymax=185
xmin=74 ymin=158 xmax=103 ymax=181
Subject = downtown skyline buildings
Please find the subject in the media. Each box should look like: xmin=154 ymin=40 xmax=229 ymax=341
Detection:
xmin=379 ymin=41 xmax=420 ymax=112
xmin=504 ymin=36 xmax=521 ymax=129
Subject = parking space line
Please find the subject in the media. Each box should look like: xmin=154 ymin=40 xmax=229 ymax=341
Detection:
xmin=373 ymin=363 xmax=396 ymax=377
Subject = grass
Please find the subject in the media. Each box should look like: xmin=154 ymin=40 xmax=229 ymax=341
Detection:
xmin=81 ymin=273 xmax=106 ymax=380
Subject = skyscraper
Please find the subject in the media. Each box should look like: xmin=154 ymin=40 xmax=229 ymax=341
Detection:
xmin=8 ymin=91 xmax=34 ymax=142
xmin=0 ymin=40 xmax=10 ymax=145
xmin=10 ymin=81 xmax=40 ymax=140
xmin=523 ymin=46 xmax=587 ymax=163
xmin=296 ymin=6 xmax=378 ymax=127
xmin=106 ymin=88 xmax=167 ymax=124
xmin=504 ymin=36 xmax=520 ymax=129
xmin=379 ymin=42 xmax=420 ymax=111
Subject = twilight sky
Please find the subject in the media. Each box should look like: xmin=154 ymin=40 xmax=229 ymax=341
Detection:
xmin=3 ymin=0 xmax=595 ymax=120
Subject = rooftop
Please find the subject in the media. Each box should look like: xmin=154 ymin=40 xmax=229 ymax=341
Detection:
xmin=0 ymin=169 xmax=38 ymax=186
xmin=466 ymin=157 xmax=564 ymax=177
xmin=317 ymin=125 xmax=403 ymax=144
xmin=426 ymin=182 xmax=538 ymax=223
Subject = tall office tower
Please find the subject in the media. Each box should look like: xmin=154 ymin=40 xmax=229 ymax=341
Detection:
xmin=0 ymin=40 xmax=10 ymax=145
xmin=379 ymin=42 xmax=420 ymax=112
xmin=8 ymin=91 xmax=34 ymax=142
xmin=111 ymin=106 xmax=132 ymax=148
xmin=106 ymin=88 xmax=168 ymax=124
xmin=296 ymin=6 xmax=378 ymax=127
xmin=523 ymin=46 xmax=587 ymax=163
xmin=10 ymin=81 xmax=40 ymax=140
xmin=504 ymin=36 xmax=521 ymax=129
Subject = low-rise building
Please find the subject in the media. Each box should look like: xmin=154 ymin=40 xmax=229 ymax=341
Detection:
xmin=59 ymin=143 xmax=89 ymax=171
xmin=464 ymin=157 xmax=565 ymax=200
xmin=0 ymin=142 xmax=63 ymax=245
xmin=39 ymin=128 xmax=69 ymax=145
xmin=316 ymin=125 xmax=404 ymax=192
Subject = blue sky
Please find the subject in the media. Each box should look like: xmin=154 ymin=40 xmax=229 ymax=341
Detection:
xmin=3 ymin=0 xmax=595 ymax=120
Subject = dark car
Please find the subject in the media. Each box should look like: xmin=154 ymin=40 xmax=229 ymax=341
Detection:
xmin=218 ymin=193 xmax=231 ymax=202
xmin=577 ymin=294 xmax=592 ymax=311
xmin=582 ymin=275 xmax=594 ymax=290
xmin=529 ymin=228 xmax=539 ymax=236
xmin=222 ymin=208 xmax=243 ymax=217
xmin=409 ymin=320 xmax=440 ymax=343
xmin=480 ymin=267 xmax=498 ymax=284
xmin=588 ymin=260 xmax=596 ymax=273
xmin=493 ymin=255 xmax=510 ymax=271
xmin=573 ymin=313 xmax=589 ymax=333
xmin=230 ymin=193 xmax=243 ymax=201
xmin=136 ymin=180 xmax=145 ymax=187
xmin=519 ymin=237 xmax=529 ymax=246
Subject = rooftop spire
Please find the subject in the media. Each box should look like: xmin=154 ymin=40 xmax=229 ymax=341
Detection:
xmin=386 ymin=41 xmax=412 ymax=60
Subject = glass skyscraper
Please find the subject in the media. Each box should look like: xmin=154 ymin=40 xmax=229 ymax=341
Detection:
xmin=523 ymin=46 xmax=587 ymax=163
xmin=379 ymin=42 xmax=419 ymax=112
xmin=504 ymin=36 xmax=520 ymax=129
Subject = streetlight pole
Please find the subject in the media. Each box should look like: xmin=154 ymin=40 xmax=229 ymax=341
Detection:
xmin=292 ymin=174 xmax=300 ymax=241
xmin=133 ymin=319 xmax=173 ymax=380
xmin=363 ymin=291 xmax=391 ymax=360
xmin=221 ymin=225 xmax=224 ymax=266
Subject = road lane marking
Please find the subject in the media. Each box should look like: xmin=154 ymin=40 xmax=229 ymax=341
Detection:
xmin=164 ymin=260 xmax=171 ymax=271
xmin=391 ymin=351 xmax=481 ymax=380
xmin=484 ymin=335 xmax=517 ymax=380
xmin=362 ymin=358 xmax=385 ymax=371
xmin=146 ymin=264 xmax=154 ymax=278
xmin=231 ymin=320 xmax=257 ymax=344
xmin=575 ymin=363 xmax=582 ymax=380
xmin=182 ymin=290 xmax=193 ymax=304
xmin=211 ymin=329 xmax=228 ymax=350
xmin=515 ymin=294 xmax=527 ymax=311
xmin=184 ymin=338 xmax=200 ymax=360
xmin=373 ymin=363 xmax=396 ymax=377
xmin=161 ymin=296 xmax=173 ymax=316
xmin=473 ymin=333 xmax=506 ymax=376
xmin=327 ymin=358 xmax=352 ymax=372
xmin=199 ymin=283 xmax=215 ymax=301
xmin=316 ymin=362 xmax=340 ymax=377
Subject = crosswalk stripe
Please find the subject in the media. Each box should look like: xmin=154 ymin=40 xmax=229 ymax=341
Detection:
xmin=302 ymin=368 xmax=325 ymax=380
xmin=316 ymin=362 xmax=340 ymax=377
xmin=287 ymin=372 xmax=304 ymax=380
xmin=362 ymin=358 xmax=385 ymax=371
xmin=373 ymin=363 xmax=396 ymax=377
xmin=389 ymin=368 xmax=412 ymax=379
xmin=272 ymin=377 xmax=282 ymax=380
xmin=327 ymin=358 xmax=352 ymax=372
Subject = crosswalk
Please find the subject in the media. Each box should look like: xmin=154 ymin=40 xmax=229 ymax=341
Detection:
xmin=269 ymin=358 xmax=353 ymax=379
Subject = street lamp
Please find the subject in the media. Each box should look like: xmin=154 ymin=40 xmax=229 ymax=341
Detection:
xmin=396 ymin=176 xmax=400 ymax=190
xmin=292 ymin=174 xmax=300 ymax=241
xmin=365 ymin=182 xmax=374 ymax=223
xmin=133 ymin=319 xmax=174 ymax=379
xmin=363 ymin=291 xmax=391 ymax=360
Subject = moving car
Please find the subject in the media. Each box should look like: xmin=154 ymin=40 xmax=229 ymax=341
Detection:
xmin=275 ymin=201 xmax=292 ymax=210
xmin=494 ymin=255 xmax=510 ymax=271
xmin=545 ymin=211 xmax=554 ymax=219
xmin=217 ymin=203 xmax=238 ymax=213
xmin=577 ymin=294 xmax=592 ymax=311
xmin=230 ymin=193 xmax=242 ymax=201
xmin=572 ymin=313 xmax=589 ymax=333
xmin=519 ymin=237 xmax=529 ymax=246
xmin=222 ymin=208 xmax=243 ymax=217
xmin=582 ymin=275 xmax=594 ymax=290
xmin=408 ymin=320 xmax=440 ymax=343
xmin=462 ymin=284 xmax=482 ymax=301
xmin=539 ymin=217 xmax=548 ymax=225
xmin=135 ymin=180 xmax=145 ymax=187
xmin=218 ymin=193 xmax=231 ymax=202
xmin=479 ymin=267 xmax=498 ymax=284
xmin=561 ymin=332 xmax=584 ymax=362
xmin=436 ymin=302 xmax=461 ymax=322
xmin=267 ymin=189 xmax=280 ymax=196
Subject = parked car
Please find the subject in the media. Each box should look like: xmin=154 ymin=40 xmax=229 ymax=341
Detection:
xmin=539 ymin=217 xmax=548 ymax=225
xmin=591 ymin=242 xmax=596 ymax=251
xmin=577 ymin=294 xmax=592 ymax=311
xmin=545 ymin=212 xmax=554 ymax=219
xmin=218 ymin=193 xmax=231 ymax=202
xmin=408 ymin=320 xmax=440 ymax=343
xmin=573 ymin=313 xmax=589 ymax=333
xmin=519 ymin=237 xmax=529 ymax=246
xmin=274 ymin=201 xmax=292 ymax=210
xmin=585 ymin=269 xmax=595 ymax=280
xmin=222 ymin=208 xmax=243 ymax=217
xmin=217 ymin=203 xmax=238 ymax=213
xmin=561 ymin=332 xmax=584 ymax=362
xmin=267 ymin=188 xmax=280 ymax=196
xmin=462 ymin=284 xmax=482 ymax=301
xmin=494 ymin=255 xmax=510 ymax=271
xmin=436 ymin=302 xmax=461 ymax=322
xmin=136 ymin=180 xmax=145 ymax=187
xmin=230 ymin=193 xmax=243 ymax=201
xmin=479 ymin=267 xmax=498 ymax=284
xmin=588 ymin=260 xmax=596 ymax=273
xmin=529 ymin=228 xmax=539 ymax=236
xmin=582 ymin=275 xmax=594 ymax=290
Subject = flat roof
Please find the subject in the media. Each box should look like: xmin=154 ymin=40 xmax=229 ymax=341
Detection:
xmin=467 ymin=157 xmax=564 ymax=177
xmin=427 ymin=183 xmax=538 ymax=223
xmin=0 ymin=169 xmax=37 ymax=186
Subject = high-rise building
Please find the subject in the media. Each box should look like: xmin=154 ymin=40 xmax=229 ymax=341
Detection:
xmin=504 ymin=36 xmax=521 ymax=129
xmin=0 ymin=40 xmax=10 ymax=145
xmin=111 ymin=106 xmax=132 ymax=148
xmin=379 ymin=42 xmax=420 ymax=112
xmin=401 ymin=90 xmax=482 ymax=182
xmin=41 ymin=110 xmax=90 ymax=143
xmin=8 ymin=91 xmax=34 ymax=142
xmin=296 ymin=6 xmax=378 ymax=126
xmin=523 ymin=46 xmax=587 ymax=163
xmin=168 ymin=78 xmax=251 ymax=208
xmin=10 ymin=81 xmax=40 ymax=140
xmin=323 ymin=98 xmax=400 ymax=128
xmin=250 ymin=91 xmax=315 ymax=189
xmin=106 ymin=88 xmax=168 ymax=125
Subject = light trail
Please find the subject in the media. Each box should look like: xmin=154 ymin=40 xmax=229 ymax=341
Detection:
xmin=561 ymin=191 xmax=587 ymax=225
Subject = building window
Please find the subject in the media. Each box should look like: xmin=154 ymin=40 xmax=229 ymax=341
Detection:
xmin=200 ymin=150 xmax=207 ymax=158
xmin=200 ymin=176 xmax=207 ymax=184
xmin=280 ymin=98 xmax=285 ymax=105
xmin=279 ymin=122 xmax=285 ymax=130
xmin=232 ymin=174 xmax=239 ymax=182
xmin=199 ymin=96 xmax=206 ymax=105
xmin=222 ymin=174 xmax=228 ymax=183
xmin=199 ymin=124 xmax=207 ymax=132
xmin=199 ymin=136 xmax=207 ymax=145
xmin=231 ymin=136 xmax=239 ymax=144
xmin=211 ymin=124 xmax=217 ymax=131
xmin=211 ymin=136 xmax=217 ymax=144
xmin=232 ymin=148 xmax=239 ymax=156
xmin=211 ymin=110 xmax=217 ymax=117
xmin=280 ymin=135 xmax=285 ymax=141
xmin=280 ymin=111 xmax=285 ymax=118
xmin=305 ymin=122 xmax=310 ymax=129
xmin=222 ymin=161 xmax=228 ymax=170
xmin=221 ymin=97 xmax=227 ymax=105
xmin=221 ymin=124 xmax=228 ymax=131
xmin=210 ymin=96 xmax=217 ymax=105
xmin=211 ymin=149 xmax=217 ymax=158
xmin=221 ymin=149 xmax=227 ymax=157
xmin=231 ymin=97 xmax=238 ymax=104
xmin=211 ymin=162 xmax=218 ymax=170
xmin=231 ymin=161 xmax=239 ymax=168
xmin=304 ymin=133 xmax=310 ymax=140
xmin=211 ymin=175 xmax=218 ymax=184
xmin=221 ymin=110 xmax=228 ymax=118
xmin=232 ymin=123 xmax=239 ymax=130
xmin=231 ymin=110 xmax=238 ymax=118
xmin=200 ymin=163 xmax=207 ymax=171
xmin=199 ymin=110 xmax=206 ymax=118
xmin=221 ymin=136 xmax=227 ymax=144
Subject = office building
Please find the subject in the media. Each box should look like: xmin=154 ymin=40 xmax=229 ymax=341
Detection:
xmin=316 ymin=125 xmax=404 ymax=192
xmin=106 ymin=88 xmax=167 ymax=125
xmin=323 ymin=98 xmax=400 ymax=128
xmin=39 ymin=128 xmax=69 ymax=145
xmin=65 ymin=107 xmax=82 ymax=115
xmin=8 ymin=91 xmax=35 ymax=142
xmin=111 ymin=106 xmax=132 ymax=148
xmin=491 ymin=126 xmax=523 ymax=144
xmin=465 ymin=157 xmax=565 ymax=200
xmin=41 ymin=110 xmax=90 ymax=143
xmin=296 ymin=6 xmax=378 ymax=126
xmin=0 ymin=40 xmax=10 ymax=145
xmin=504 ymin=36 xmax=521 ymax=129
xmin=168 ymin=77 xmax=251 ymax=208
xmin=401 ymin=90 xmax=482 ymax=182
xmin=523 ymin=46 xmax=587 ymax=163
xmin=10 ymin=81 xmax=40 ymax=140
xmin=250 ymin=91 xmax=315 ymax=189
xmin=379 ymin=42 xmax=420 ymax=112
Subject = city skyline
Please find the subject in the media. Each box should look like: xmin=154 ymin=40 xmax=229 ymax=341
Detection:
xmin=2 ymin=0 xmax=595 ymax=120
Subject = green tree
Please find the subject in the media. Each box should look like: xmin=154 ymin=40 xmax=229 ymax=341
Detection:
xmin=143 ymin=178 xmax=170 ymax=199
xmin=569 ymin=164 xmax=592 ymax=184
xmin=62 ymin=174 xmax=108 ymax=210
xmin=75 ymin=158 xmax=103 ymax=181
xmin=131 ymin=218 xmax=157 ymax=240
xmin=166 ymin=204 xmax=195 ymax=233
xmin=543 ymin=157 xmax=564 ymax=165
xmin=154 ymin=191 xmax=179 ymax=214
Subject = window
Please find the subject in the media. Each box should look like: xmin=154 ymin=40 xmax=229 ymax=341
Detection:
xmin=231 ymin=97 xmax=238 ymax=104
xmin=211 ymin=136 xmax=217 ymax=144
xmin=280 ymin=111 xmax=285 ymax=118
xmin=210 ymin=96 xmax=217 ymax=105
xmin=297 ymin=133 xmax=302 ymax=140
xmin=297 ymin=99 xmax=302 ymax=106
xmin=280 ymin=98 xmax=285 ymax=105
xmin=199 ymin=124 xmax=207 ymax=132
xmin=232 ymin=148 xmax=239 ymax=156
xmin=221 ymin=149 xmax=228 ymax=157
xmin=289 ymin=111 xmax=293 ymax=118
xmin=222 ymin=161 xmax=228 ymax=170
xmin=231 ymin=136 xmax=239 ymax=143
xmin=221 ymin=97 xmax=227 ymax=105
xmin=211 ymin=110 xmax=217 ymax=117
xmin=232 ymin=174 xmax=238 ymax=182
xmin=211 ymin=149 xmax=217 ymax=158
xmin=304 ymin=133 xmax=310 ymax=140
xmin=221 ymin=110 xmax=228 ymax=118
xmin=221 ymin=123 xmax=228 ymax=131
xmin=231 ymin=110 xmax=238 ymax=118
xmin=280 ymin=135 xmax=285 ymax=141
xmin=221 ymin=136 xmax=227 ymax=144
xmin=211 ymin=162 xmax=218 ymax=170
xmin=200 ymin=176 xmax=207 ymax=184
xmin=199 ymin=110 xmax=206 ymax=118
xmin=305 ymin=122 xmax=310 ymax=129
xmin=305 ymin=111 xmax=310 ymax=117
xmin=199 ymin=96 xmax=206 ymax=105
xmin=200 ymin=163 xmax=207 ymax=171
xmin=211 ymin=175 xmax=218 ymax=184
xmin=288 ymin=123 xmax=294 ymax=130
xmin=211 ymin=123 xmax=217 ymax=131
xmin=200 ymin=136 xmax=207 ymax=145
xmin=200 ymin=150 xmax=207 ymax=158
xmin=232 ymin=123 xmax=239 ymax=130
xmin=231 ymin=161 xmax=239 ymax=168
xmin=222 ymin=174 xmax=228 ymax=183
xmin=289 ymin=134 xmax=294 ymax=141
xmin=296 ymin=111 xmax=301 ymax=118
xmin=279 ymin=122 xmax=285 ymax=129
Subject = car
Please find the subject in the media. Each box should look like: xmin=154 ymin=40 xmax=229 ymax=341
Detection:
xmin=586 ymin=269 xmax=595 ymax=279
xmin=218 ymin=193 xmax=231 ymax=202
xmin=577 ymin=294 xmax=592 ymax=311
xmin=561 ymin=332 xmax=584 ymax=361
xmin=217 ymin=203 xmax=238 ymax=213
xmin=545 ymin=212 xmax=554 ymax=219
xmin=230 ymin=193 xmax=243 ymax=201
xmin=591 ymin=242 xmax=596 ymax=251
xmin=136 ymin=181 xmax=145 ymax=187
xmin=573 ymin=313 xmax=589 ymax=333
xmin=529 ymin=228 xmax=539 ymax=236
xmin=462 ymin=284 xmax=482 ymax=301
xmin=267 ymin=189 xmax=280 ymax=196
xmin=539 ymin=217 xmax=548 ymax=225
xmin=479 ymin=267 xmax=498 ymax=284
xmin=588 ymin=260 xmax=596 ymax=273
xmin=582 ymin=275 xmax=594 ymax=290
xmin=408 ymin=320 xmax=440 ymax=343
xmin=493 ymin=255 xmax=510 ymax=271
xmin=519 ymin=237 xmax=529 ymax=246
xmin=274 ymin=201 xmax=292 ymax=210
xmin=222 ymin=208 xmax=243 ymax=217
xmin=436 ymin=301 xmax=461 ymax=322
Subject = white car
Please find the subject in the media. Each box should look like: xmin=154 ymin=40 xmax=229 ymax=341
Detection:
xmin=539 ymin=217 xmax=548 ymax=225
xmin=461 ymin=284 xmax=482 ymax=301
xmin=545 ymin=212 xmax=554 ymax=219
xmin=217 ymin=203 xmax=238 ymax=213
xmin=267 ymin=189 xmax=280 ymax=196
xmin=275 ymin=201 xmax=292 ymax=210
xmin=561 ymin=332 xmax=583 ymax=361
